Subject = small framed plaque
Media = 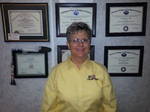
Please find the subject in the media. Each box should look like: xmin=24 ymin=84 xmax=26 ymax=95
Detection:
xmin=12 ymin=50 xmax=48 ymax=78
xmin=2 ymin=3 xmax=49 ymax=42
xmin=56 ymin=3 xmax=97 ymax=37
xmin=57 ymin=45 xmax=95 ymax=63
xmin=106 ymin=2 xmax=147 ymax=36
xmin=104 ymin=46 xmax=144 ymax=76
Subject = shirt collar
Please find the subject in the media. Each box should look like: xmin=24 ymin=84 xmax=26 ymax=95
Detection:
xmin=66 ymin=56 xmax=91 ymax=70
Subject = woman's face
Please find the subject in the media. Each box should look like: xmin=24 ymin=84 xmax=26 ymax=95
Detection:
xmin=67 ymin=31 xmax=90 ymax=60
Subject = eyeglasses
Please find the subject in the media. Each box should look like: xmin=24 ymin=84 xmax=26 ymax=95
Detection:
xmin=69 ymin=38 xmax=90 ymax=44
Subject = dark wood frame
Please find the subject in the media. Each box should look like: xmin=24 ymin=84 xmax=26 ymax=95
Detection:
xmin=55 ymin=3 xmax=97 ymax=37
xmin=1 ymin=3 xmax=49 ymax=42
xmin=106 ymin=2 xmax=147 ymax=36
xmin=57 ymin=45 xmax=95 ymax=63
xmin=12 ymin=50 xmax=48 ymax=78
xmin=104 ymin=46 xmax=144 ymax=76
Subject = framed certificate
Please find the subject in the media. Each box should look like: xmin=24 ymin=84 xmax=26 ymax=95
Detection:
xmin=12 ymin=50 xmax=48 ymax=78
xmin=57 ymin=45 xmax=95 ymax=63
xmin=106 ymin=3 xmax=147 ymax=36
xmin=104 ymin=46 xmax=144 ymax=76
xmin=2 ymin=3 xmax=49 ymax=42
xmin=55 ymin=3 xmax=97 ymax=37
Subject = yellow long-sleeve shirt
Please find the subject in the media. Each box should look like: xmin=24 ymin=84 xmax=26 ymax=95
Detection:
xmin=41 ymin=58 xmax=117 ymax=112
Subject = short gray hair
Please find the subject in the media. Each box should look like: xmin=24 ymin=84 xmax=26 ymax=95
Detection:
xmin=66 ymin=22 xmax=92 ymax=42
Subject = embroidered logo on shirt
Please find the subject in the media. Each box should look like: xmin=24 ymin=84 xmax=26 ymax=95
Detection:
xmin=87 ymin=75 xmax=98 ymax=80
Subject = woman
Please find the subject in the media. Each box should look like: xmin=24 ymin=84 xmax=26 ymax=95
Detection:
xmin=41 ymin=22 xmax=117 ymax=112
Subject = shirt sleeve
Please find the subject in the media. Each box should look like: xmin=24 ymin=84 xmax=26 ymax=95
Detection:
xmin=99 ymin=70 xmax=117 ymax=112
xmin=41 ymin=68 xmax=58 ymax=112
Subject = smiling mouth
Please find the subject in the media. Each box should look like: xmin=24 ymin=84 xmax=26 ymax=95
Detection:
xmin=76 ymin=48 xmax=85 ymax=52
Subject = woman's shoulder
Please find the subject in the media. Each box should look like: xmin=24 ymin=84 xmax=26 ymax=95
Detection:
xmin=89 ymin=60 xmax=107 ymax=71
xmin=52 ymin=60 xmax=69 ymax=71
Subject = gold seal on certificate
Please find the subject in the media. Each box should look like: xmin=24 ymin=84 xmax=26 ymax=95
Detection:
xmin=104 ymin=46 xmax=144 ymax=76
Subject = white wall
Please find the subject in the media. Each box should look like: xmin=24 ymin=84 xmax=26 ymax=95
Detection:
xmin=0 ymin=0 xmax=150 ymax=112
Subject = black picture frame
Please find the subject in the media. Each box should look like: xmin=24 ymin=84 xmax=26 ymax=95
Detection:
xmin=55 ymin=3 xmax=97 ymax=37
xmin=106 ymin=2 xmax=147 ymax=36
xmin=1 ymin=3 xmax=49 ymax=42
xmin=12 ymin=50 xmax=48 ymax=78
xmin=104 ymin=46 xmax=144 ymax=76
xmin=57 ymin=45 xmax=95 ymax=63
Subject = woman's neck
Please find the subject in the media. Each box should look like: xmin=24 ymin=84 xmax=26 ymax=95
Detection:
xmin=71 ymin=56 xmax=87 ymax=68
